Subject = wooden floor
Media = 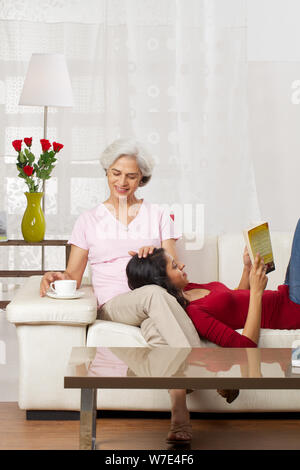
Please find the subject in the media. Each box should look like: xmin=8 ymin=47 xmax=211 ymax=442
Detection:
xmin=2 ymin=403 xmax=300 ymax=450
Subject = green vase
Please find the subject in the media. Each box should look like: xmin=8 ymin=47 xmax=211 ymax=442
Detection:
xmin=21 ymin=192 xmax=46 ymax=242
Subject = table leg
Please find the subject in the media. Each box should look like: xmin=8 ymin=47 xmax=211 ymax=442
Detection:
xmin=79 ymin=388 xmax=97 ymax=450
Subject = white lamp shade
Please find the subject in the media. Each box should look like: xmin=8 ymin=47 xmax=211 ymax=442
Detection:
xmin=19 ymin=53 xmax=74 ymax=107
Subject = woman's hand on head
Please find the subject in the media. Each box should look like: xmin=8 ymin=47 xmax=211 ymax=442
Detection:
xmin=39 ymin=271 xmax=70 ymax=297
xmin=249 ymin=254 xmax=268 ymax=295
xmin=128 ymin=245 xmax=156 ymax=258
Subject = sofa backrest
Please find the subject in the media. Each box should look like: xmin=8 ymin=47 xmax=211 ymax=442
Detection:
xmin=176 ymin=235 xmax=218 ymax=284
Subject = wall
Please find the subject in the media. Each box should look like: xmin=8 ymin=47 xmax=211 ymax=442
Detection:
xmin=247 ymin=0 xmax=300 ymax=232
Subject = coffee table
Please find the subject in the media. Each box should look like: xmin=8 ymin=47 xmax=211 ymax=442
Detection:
xmin=64 ymin=346 xmax=298 ymax=450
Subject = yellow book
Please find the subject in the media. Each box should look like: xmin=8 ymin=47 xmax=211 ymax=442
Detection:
xmin=243 ymin=222 xmax=275 ymax=274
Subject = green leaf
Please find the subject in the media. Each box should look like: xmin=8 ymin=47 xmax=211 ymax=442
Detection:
xmin=28 ymin=153 xmax=35 ymax=165
xmin=39 ymin=169 xmax=51 ymax=179
xmin=19 ymin=153 xmax=26 ymax=164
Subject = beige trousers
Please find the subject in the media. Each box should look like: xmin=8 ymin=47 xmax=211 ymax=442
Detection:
xmin=99 ymin=285 xmax=201 ymax=347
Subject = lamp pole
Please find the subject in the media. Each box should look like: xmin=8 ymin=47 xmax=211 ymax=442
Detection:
xmin=41 ymin=105 xmax=48 ymax=270
xmin=42 ymin=105 xmax=48 ymax=213
xmin=18 ymin=54 xmax=74 ymax=271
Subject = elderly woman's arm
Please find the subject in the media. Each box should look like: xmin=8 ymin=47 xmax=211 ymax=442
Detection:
xmin=40 ymin=245 xmax=88 ymax=296
xmin=128 ymin=239 xmax=181 ymax=267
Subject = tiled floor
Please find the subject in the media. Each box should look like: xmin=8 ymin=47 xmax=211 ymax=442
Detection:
xmin=0 ymin=308 xmax=19 ymax=401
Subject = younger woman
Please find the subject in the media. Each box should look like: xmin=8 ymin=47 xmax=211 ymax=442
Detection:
xmin=126 ymin=218 xmax=300 ymax=443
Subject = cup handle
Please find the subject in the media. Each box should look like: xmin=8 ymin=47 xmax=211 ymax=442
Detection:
xmin=49 ymin=282 xmax=56 ymax=293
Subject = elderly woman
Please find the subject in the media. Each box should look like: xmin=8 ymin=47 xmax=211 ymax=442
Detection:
xmin=40 ymin=138 xmax=200 ymax=443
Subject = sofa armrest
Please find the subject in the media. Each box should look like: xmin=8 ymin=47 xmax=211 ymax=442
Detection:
xmin=6 ymin=276 xmax=97 ymax=325
xmin=87 ymin=319 xmax=149 ymax=347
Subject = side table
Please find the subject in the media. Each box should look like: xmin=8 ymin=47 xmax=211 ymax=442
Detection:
xmin=0 ymin=240 xmax=71 ymax=309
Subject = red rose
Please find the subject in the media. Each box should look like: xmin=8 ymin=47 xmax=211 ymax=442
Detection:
xmin=53 ymin=142 xmax=64 ymax=153
xmin=40 ymin=139 xmax=51 ymax=152
xmin=12 ymin=140 xmax=22 ymax=152
xmin=24 ymin=137 xmax=32 ymax=148
xmin=23 ymin=165 xmax=34 ymax=177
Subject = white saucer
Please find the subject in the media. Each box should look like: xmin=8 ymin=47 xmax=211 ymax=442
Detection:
xmin=46 ymin=290 xmax=84 ymax=300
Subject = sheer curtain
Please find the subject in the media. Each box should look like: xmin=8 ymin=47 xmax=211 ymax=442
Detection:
xmin=0 ymin=0 xmax=260 ymax=275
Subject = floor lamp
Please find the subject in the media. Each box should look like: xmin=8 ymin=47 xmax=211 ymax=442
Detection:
xmin=19 ymin=53 xmax=74 ymax=269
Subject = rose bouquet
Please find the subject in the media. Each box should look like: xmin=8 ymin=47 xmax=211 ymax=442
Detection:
xmin=12 ymin=138 xmax=64 ymax=193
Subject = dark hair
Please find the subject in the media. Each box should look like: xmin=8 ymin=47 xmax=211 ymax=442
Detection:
xmin=126 ymin=248 xmax=189 ymax=310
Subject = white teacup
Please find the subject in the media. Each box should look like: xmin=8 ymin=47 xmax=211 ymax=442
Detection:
xmin=49 ymin=280 xmax=77 ymax=296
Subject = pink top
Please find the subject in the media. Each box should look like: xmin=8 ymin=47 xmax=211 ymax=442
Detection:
xmin=67 ymin=200 xmax=182 ymax=307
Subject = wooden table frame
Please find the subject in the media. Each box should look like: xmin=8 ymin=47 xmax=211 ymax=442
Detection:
xmin=0 ymin=240 xmax=71 ymax=309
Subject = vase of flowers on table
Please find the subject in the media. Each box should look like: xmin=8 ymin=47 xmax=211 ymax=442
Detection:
xmin=12 ymin=137 xmax=64 ymax=242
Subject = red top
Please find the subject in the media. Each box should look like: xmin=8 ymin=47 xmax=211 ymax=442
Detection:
xmin=184 ymin=282 xmax=300 ymax=348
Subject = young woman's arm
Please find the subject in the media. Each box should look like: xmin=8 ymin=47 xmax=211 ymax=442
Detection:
xmin=237 ymin=266 xmax=251 ymax=290
xmin=187 ymin=303 xmax=257 ymax=348
xmin=241 ymin=254 xmax=268 ymax=344
xmin=237 ymin=246 xmax=252 ymax=289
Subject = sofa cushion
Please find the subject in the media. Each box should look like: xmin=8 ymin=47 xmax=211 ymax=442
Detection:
xmin=6 ymin=276 xmax=97 ymax=325
xmin=244 ymin=328 xmax=300 ymax=348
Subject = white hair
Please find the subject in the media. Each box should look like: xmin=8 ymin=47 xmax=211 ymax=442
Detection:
xmin=100 ymin=138 xmax=155 ymax=187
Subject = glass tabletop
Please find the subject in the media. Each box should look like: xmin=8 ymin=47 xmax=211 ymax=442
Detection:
xmin=64 ymin=347 xmax=300 ymax=390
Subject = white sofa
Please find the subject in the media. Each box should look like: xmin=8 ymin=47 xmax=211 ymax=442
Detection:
xmin=6 ymin=231 xmax=300 ymax=414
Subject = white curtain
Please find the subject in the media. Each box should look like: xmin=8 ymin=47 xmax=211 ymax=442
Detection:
xmin=0 ymin=0 xmax=260 ymax=274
